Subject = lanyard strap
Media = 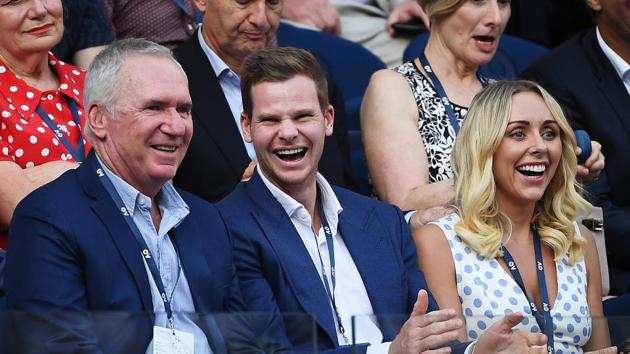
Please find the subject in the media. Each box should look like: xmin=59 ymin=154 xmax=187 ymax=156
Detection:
xmin=502 ymin=226 xmax=554 ymax=354
xmin=419 ymin=53 xmax=461 ymax=135
xmin=172 ymin=0 xmax=201 ymax=23
xmin=313 ymin=199 xmax=350 ymax=345
xmin=35 ymin=99 xmax=85 ymax=162
xmin=172 ymin=0 xmax=189 ymax=14
xmin=95 ymin=162 xmax=179 ymax=328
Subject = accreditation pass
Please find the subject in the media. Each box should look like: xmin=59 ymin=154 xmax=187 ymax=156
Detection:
xmin=153 ymin=326 xmax=194 ymax=354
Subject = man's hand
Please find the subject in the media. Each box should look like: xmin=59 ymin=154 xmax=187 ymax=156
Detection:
xmin=386 ymin=0 xmax=430 ymax=37
xmin=577 ymin=141 xmax=604 ymax=181
xmin=241 ymin=160 xmax=257 ymax=181
xmin=409 ymin=206 xmax=454 ymax=229
xmin=474 ymin=312 xmax=547 ymax=353
xmin=389 ymin=290 xmax=461 ymax=354
xmin=282 ymin=0 xmax=341 ymax=35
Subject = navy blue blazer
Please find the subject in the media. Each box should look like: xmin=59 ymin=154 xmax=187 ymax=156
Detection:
xmin=218 ymin=171 xmax=451 ymax=353
xmin=522 ymin=27 xmax=630 ymax=294
xmin=4 ymin=152 xmax=247 ymax=353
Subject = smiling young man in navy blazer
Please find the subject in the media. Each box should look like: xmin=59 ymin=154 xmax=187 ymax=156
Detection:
xmin=218 ymin=47 xmax=548 ymax=354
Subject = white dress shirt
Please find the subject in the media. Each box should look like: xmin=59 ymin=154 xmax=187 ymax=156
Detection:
xmin=197 ymin=26 xmax=257 ymax=161
xmin=258 ymin=167 xmax=391 ymax=354
xmin=597 ymin=26 xmax=630 ymax=96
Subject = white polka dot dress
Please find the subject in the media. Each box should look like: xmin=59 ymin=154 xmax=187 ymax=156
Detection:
xmin=432 ymin=214 xmax=591 ymax=354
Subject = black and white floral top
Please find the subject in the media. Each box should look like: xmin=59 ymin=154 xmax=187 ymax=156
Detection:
xmin=393 ymin=61 xmax=491 ymax=183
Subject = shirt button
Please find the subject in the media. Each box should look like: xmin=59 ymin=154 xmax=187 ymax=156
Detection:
xmin=187 ymin=23 xmax=194 ymax=31
xmin=138 ymin=199 xmax=145 ymax=206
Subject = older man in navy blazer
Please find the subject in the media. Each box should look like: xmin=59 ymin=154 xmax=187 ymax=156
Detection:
xmin=4 ymin=39 xmax=251 ymax=354
xmin=218 ymin=47 xmax=547 ymax=354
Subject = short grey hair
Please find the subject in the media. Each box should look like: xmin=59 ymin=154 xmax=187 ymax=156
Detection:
xmin=83 ymin=38 xmax=185 ymax=139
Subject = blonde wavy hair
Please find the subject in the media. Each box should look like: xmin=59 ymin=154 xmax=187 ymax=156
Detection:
xmin=452 ymin=80 xmax=591 ymax=265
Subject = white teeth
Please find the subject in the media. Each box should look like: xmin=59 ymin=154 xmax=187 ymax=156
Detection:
xmin=154 ymin=145 xmax=176 ymax=152
xmin=276 ymin=148 xmax=305 ymax=155
xmin=518 ymin=165 xmax=546 ymax=172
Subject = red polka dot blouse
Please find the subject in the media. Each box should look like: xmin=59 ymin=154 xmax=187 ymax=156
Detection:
xmin=0 ymin=53 xmax=91 ymax=168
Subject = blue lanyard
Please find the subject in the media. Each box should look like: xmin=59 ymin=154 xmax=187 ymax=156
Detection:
xmin=419 ymin=53 xmax=462 ymax=135
xmin=419 ymin=54 xmax=488 ymax=136
xmin=502 ymin=226 xmax=554 ymax=354
xmin=95 ymin=161 xmax=181 ymax=329
xmin=313 ymin=197 xmax=349 ymax=345
xmin=172 ymin=0 xmax=201 ymax=23
xmin=35 ymin=99 xmax=85 ymax=162
xmin=171 ymin=0 xmax=189 ymax=14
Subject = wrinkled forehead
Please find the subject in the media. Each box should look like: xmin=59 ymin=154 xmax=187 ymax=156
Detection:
xmin=114 ymin=56 xmax=190 ymax=104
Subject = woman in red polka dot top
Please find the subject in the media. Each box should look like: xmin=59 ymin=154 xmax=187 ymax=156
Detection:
xmin=0 ymin=0 xmax=92 ymax=249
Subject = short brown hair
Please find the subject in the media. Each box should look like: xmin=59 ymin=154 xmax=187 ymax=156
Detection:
xmin=240 ymin=47 xmax=329 ymax=117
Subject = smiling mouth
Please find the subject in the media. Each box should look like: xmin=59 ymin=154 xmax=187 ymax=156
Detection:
xmin=27 ymin=24 xmax=53 ymax=34
xmin=516 ymin=164 xmax=546 ymax=177
xmin=274 ymin=147 xmax=307 ymax=161
xmin=152 ymin=145 xmax=177 ymax=153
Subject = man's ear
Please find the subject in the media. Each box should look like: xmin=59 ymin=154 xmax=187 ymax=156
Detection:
xmin=324 ymin=104 xmax=334 ymax=137
xmin=241 ymin=112 xmax=253 ymax=143
xmin=585 ymin=0 xmax=602 ymax=11
xmin=87 ymin=104 xmax=108 ymax=140
xmin=192 ymin=0 xmax=207 ymax=12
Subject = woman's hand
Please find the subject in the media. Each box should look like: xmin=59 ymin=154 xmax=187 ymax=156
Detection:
xmin=387 ymin=0 xmax=430 ymax=37
xmin=473 ymin=312 xmax=548 ymax=353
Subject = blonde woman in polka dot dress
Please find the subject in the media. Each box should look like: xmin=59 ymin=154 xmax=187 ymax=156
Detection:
xmin=414 ymin=81 xmax=615 ymax=354
xmin=0 ymin=0 xmax=91 ymax=248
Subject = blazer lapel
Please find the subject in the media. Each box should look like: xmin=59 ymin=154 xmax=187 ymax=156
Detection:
xmin=244 ymin=173 xmax=339 ymax=345
xmin=170 ymin=219 xmax=212 ymax=311
xmin=337 ymin=201 xmax=404 ymax=320
xmin=78 ymin=153 xmax=153 ymax=313
xmin=174 ymin=33 xmax=250 ymax=176
xmin=585 ymin=29 xmax=630 ymax=138
xmin=170 ymin=219 xmax=229 ymax=354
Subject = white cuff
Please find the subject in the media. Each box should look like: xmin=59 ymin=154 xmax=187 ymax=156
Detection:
xmin=366 ymin=341 xmax=392 ymax=354
xmin=463 ymin=340 xmax=478 ymax=354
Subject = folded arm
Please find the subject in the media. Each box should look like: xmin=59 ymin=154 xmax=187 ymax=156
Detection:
xmin=0 ymin=160 xmax=78 ymax=229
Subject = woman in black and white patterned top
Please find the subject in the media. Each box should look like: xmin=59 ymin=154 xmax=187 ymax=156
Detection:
xmin=391 ymin=61 xmax=492 ymax=183
xmin=361 ymin=0 xmax=602 ymax=226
